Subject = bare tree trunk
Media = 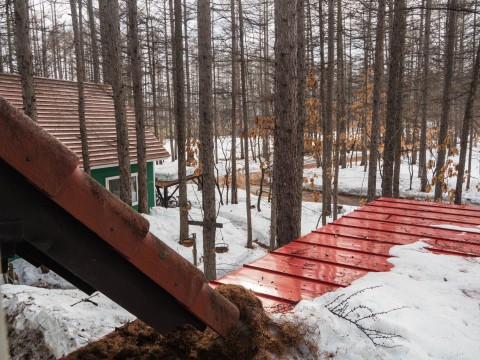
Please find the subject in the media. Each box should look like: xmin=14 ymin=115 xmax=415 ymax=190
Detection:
xmin=198 ymin=0 xmax=216 ymax=280
xmin=434 ymin=0 xmax=458 ymax=201
xmin=184 ymin=0 xmax=193 ymax=163
xmin=318 ymin=0 xmax=326 ymax=169
xmin=333 ymin=0 xmax=345 ymax=220
xmin=6 ymin=0 xmax=14 ymax=74
xmin=419 ymin=0 xmax=431 ymax=192
xmin=127 ymin=0 xmax=148 ymax=213
xmin=238 ymin=0 xmax=253 ymax=248
xmin=382 ymin=0 xmax=406 ymax=198
xmin=14 ymin=0 xmax=37 ymax=122
xmin=145 ymin=1 xmax=159 ymax=139
xmin=98 ymin=1 xmax=110 ymax=84
xmin=367 ymin=0 xmax=386 ymax=203
xmin=295 ymin=0 xmax=305 ymax=237
xmin=40 ymin=3 xmax=48 ymax=77
xmin=87 ymin=0 xmax=100 ymax=83
xmin=167 ymin=0 xmax=176 ymax=161
xmin=454 ymin=38 xmax=480 ymax=204
xmin=173 ymin=0 xmax=189 ymax=242
xmin=230 ymin=0 xmax=238 ymax=205
xmin=69 ymin=0 xmax=90 ymax=174
xmin=274 ymin=0 xmax=298 ymax=247
xmin=101 ymin=0 xmax=132 ymax=205
xmin=322 ymin=0 xmax=334 ymax=224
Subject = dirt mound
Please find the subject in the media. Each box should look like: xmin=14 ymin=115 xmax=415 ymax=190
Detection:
xmin=67 ymin=285 xmax=316 ymax=359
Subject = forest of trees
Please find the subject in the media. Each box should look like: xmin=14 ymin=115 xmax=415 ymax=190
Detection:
xmin=1 ymin=0 xmax=480 ymax=279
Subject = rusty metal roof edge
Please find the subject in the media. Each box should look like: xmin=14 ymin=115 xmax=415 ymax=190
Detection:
xmin=0 ymin=97 xmax=79 ymax=197
xmin=0 ymin=98 xmax=239 ymax=338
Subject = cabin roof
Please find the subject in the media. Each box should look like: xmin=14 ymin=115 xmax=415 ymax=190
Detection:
xmin=0 ymin=73 xmax=169 ymax=168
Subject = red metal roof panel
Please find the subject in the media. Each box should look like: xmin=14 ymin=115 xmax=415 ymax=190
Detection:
xmin=214 ymin=197 xmax=480 ymax=312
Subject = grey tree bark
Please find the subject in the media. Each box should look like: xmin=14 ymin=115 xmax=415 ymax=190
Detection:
xmin=295 ymin=0 xmax=305 ymax=237
xmin=87 ymin=0 xmax=99 ymax=83
xmin=322 ymin=0 xmax=334 ymax=224
xmin=127 ymin=0 xmax=148 ymax=213
xmin=13 ymin=0 xmax=37 ymax=122
xmin=434 ymin=0 xmax=458 ymax=201
xmin=238 ymin=0 xmax=253 ymax=248
xmin=366 ymin=0 xmax=386 ymax=203
xmin=333 ymin=0 xmax=346 ymax=220
xmin=382 ymin=0 xmax=406 ymax=198
xmin=69 ymin=0 xmax=90 ymax=174
xmin=274 ymin=0 xmax=299 ymax=247
xmin=198 ymin=0 xmax=216 ymax=281
xmin=101 ymin=0 xmax=132 ymax=205
xmin=230 ymin=0 xmax=238 ymax=205
xmin=418 ymin=0 xmax=432 ymax=192
xmin=173 ymin=0 xmax=189 ymax=242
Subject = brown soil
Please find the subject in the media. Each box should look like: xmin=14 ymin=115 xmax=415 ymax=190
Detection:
xmin=67 ymin=285 xmax=316 ymax=360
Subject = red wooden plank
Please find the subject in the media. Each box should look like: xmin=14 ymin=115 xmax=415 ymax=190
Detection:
xmin=316 ymin=224 xmax=480 ymax=256
xmin=275 ymin=242 xmax=392 ymax=272
xmin=213 ymin=267 xmax=340 ymax=302
xmin=349 ymin=209 xmax=480 ymax=229
xmin=367 ymin=201 xmax=480 ymax=219
xmin=298 ymin=232 xmax=393 ymax=256
xmin=245 ymin=253 xmax=369 ymax=287
xmin=374 ymin=197 xmax=480 ymax=213
xmin=335 ymin=216 xmax=480 ymax=245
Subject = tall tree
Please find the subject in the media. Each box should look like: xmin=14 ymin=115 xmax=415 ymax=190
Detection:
xmin=295 ymin=0 xmax=305 ymax=236
xmin=230 ymin=0 xmax=238 ymax=205
xmin=322 ymin=0 xmax=334 ymax=224
xmin=13 ymin=0 xmax=37 ymax=122
xmin=6 ymin=0 xmax=14 ymax=74
xmin=69 ymin=0 xmax=90 ymax=174
xmin=198 ymin=0 xmax=216 ymax=281
xmin=87 ymin=0 xmax=100 ymax=83
xmin=382 ymin=0 xmax=406 ymax=198
xmin=333 ymin=0 xmax=346 ymax=219
xmin=101 ymin=0 xmax=132 ymax=205
xmin=418 ymin=0 xmax=432 ymax=192
xmin=145 ymin=0 xmax=159 ymax=139
xmin=454 ymin=38 xmax=480 ymax=204
xmin=173 ymin=0 xmax=189 ymax=242
xmin=273 ymin=0 xmax=298 ymax=247
xmin=434 ymin=0 xmax=458 ymax=201
xmin=238 ymin=0 xmax=253 ymax=248
xmin=184 ymin=0 xmax=193 ymax=162
xmin=127 ymin=0 xmax=148 ymax=213
xmin=366 ymin=0 xmax=386 ymax=203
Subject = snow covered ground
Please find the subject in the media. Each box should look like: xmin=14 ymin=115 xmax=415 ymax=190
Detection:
xmin=2 ymin=141 xmax=480 ymax=359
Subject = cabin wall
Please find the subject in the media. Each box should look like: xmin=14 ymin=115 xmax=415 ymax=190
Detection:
xmin=91 ymin=162 xmax=155 ymax=212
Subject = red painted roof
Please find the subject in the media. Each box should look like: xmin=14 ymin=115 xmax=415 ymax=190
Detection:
xmin=212 ymin=197 xmax=480 ymax=312
xmin=0 ymin=73 xmax=169 ymax=168
xmin=0 ymin=97 xmax=239 ymax=337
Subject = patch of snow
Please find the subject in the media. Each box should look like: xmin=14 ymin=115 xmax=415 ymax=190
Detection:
xmin=430 ymin=224 xmax=480 ymax=234
xmin=2 ymin=285 xmax=134 ymax=359
xmin=155 ymin=161 xmax=195 ymax=181
xmin=287 ymin=242 xmax=480 ymax=359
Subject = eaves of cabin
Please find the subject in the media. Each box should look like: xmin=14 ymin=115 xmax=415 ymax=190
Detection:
xmin=0 ymin=73 xmax=169 ymax=211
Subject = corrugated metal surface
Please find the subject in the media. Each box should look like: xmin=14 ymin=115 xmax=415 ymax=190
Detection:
xmin=0 ymin=73 xmax=169 ymax=168
xmin=212 ymin=197 xmax=480 ymax=312
xmin=0 ymin=97 xmax=239 ymax=338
